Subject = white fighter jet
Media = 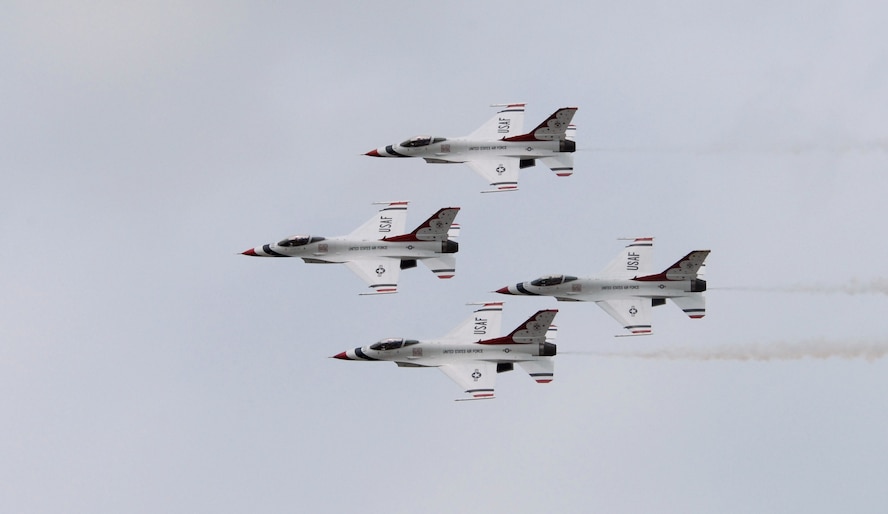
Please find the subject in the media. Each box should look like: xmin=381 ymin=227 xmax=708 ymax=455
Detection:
xmin=332 ymin=302 xmax=558 ymax=400
xmin=365 ymin=103 xmax=578 ymax=192
xmin=496 ymin=238 xmax=710 ymax=336
xmin=242 ymin=201 xmax=460 ymax=294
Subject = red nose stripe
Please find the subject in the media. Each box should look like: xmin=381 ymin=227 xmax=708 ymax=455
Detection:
xmin=365 ymin=149 xmax=380 ymax=157
xmin=242 ymin=248 xmax=257 ymax=256
xmin=495 ymin=287 xmax=511 ymax=294
xmin=332 ymin=351 xmax=350 ymax=360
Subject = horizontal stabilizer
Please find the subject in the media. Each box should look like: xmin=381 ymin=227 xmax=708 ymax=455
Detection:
xmin=539 ymin=154 xmax=574 ymax=177
xmin=671 ymin=295 xmax=706 ymax=319
xmin=518 ymin=359 xmax=555 ymax=384
xmin=421 ymin=255 xmax=456 ymax=279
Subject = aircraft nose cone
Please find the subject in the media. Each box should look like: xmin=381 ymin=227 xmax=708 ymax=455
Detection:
xmin=332 ymin=351 xmax=351 ymax=360
xmin=242 ymin=248 xmax=258 ymax=256
xmin=365 ymin=149 xmax=381 ymax=157
xmin=495 ymin=286 xmax=513 ymax=295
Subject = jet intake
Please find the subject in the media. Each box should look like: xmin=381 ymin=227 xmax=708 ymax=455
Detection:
xmin=539 ymin=342 xmax=557 ymax=357
xmin=689 ymin=278 xmax=707 ymax=293
xmin=400 ymin=259 xmax=417 ymax=270
xmin=652 ymin=298 xmax=666 ymax=307
xmin=560 ymin=139 xmax=576 ymax=153
xmin=441 ymin=240 xmax=459 ymax=253
xmin=519 ymin=158 xmax=536 ymax=169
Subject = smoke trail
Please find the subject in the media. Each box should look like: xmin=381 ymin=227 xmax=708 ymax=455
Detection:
xmin=564 ymin=339 xmax=888 ymax=362
xmin=580 ymin=140 xmax=888 ymax=155
xmin=714 ymin=278 xmax=888 ymax=296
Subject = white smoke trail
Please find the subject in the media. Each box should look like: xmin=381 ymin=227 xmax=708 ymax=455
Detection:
xmin=714 ymin=278 xmax=888 ymax=296
xmin=580 ymin=140 xmax=888 ymax=155
xmin=564 ymin=339 xmax=888 ymax=362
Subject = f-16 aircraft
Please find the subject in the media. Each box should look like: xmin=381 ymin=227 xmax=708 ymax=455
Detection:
xmin=242 ymin=202 xmax=459 ymax=295
xmin=366 ymin=103 xmax=577 ymax=192
xmin=333 ymin=302 xmax=558 ymax=400
xmin=496 ymin=238 xmax=710 ymax=336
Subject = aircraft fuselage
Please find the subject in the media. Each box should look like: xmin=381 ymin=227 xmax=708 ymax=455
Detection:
xmin=335 ymin=339 xmax=556 ymax=367
xmin=500 ymin=276 xmax=707 ymax=302
xmin=370 ymin=137 xmax=573 ymax=163
xmin=244 ymin=236 xmax=457 ymax=264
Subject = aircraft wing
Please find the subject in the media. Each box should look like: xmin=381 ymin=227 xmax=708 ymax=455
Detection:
xmin=468 ymin=103 xmax=525 ymax=140
xmin=344 ymin=258 xmax=400 ymax=294
xmin=465 ymin=157 xmax=520 ymax=193
xmin=601 ymin=237 xmax=654 ymax=278
xmin=347 ymin=201 xmax=409 ymax=240
xmin=440 ymin=302 xmax=503 ymax=342
xmin=439 ymin=361 xmax=497 ymax=400
xmin=595 ymin=298 xmax=652 ymax=335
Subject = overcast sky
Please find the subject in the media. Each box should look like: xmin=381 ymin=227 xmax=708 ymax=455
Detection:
xmin=3 ymin=1 xmax=888 ymax=513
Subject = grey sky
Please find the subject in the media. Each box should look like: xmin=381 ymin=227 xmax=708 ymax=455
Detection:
xmin=2 ymin=1 xmax=887 ymax=513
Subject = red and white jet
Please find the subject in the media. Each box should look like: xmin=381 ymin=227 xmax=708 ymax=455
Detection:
xmin=333 ymin=302 xmax=557 ymax=400
xmin=242 ymin=202 xmax=459 ymax=295
xmin=366 ymin=103 xmax=577 ymax=192
xmin=496 ymin=238 xmax=710 ymax=336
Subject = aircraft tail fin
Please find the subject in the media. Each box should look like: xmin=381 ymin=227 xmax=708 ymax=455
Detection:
xmin=384 ymin=207 xmax=460 ymax=242
xmin=637 ymin=250 xmax=710 ymax=281
xmin=504 ymin=107 xmax=577 ymax=142
xmin=481 ymin=309 xmax=558 ymax=345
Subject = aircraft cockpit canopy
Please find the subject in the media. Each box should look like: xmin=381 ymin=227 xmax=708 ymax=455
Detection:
xmin=277 ymin=235 xmax=326 ymax=247
xmin=530 ymin=274 xmax=578 ymax=287
xmin=400 ymin=136 xmax=447 ymax=148
xmin=369 ymin=338 xmax=420 ymax=351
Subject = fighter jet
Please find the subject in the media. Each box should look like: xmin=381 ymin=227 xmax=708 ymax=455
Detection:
xmin=333 ymin=302 xmax=557 ymax=400
xmin=496 ymin=238 xmax=710 ymax=336
xmin=366 ymin=103 xmax=577 ymax=192
xmin=242 ymin=201 xmax=459 ymax=294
